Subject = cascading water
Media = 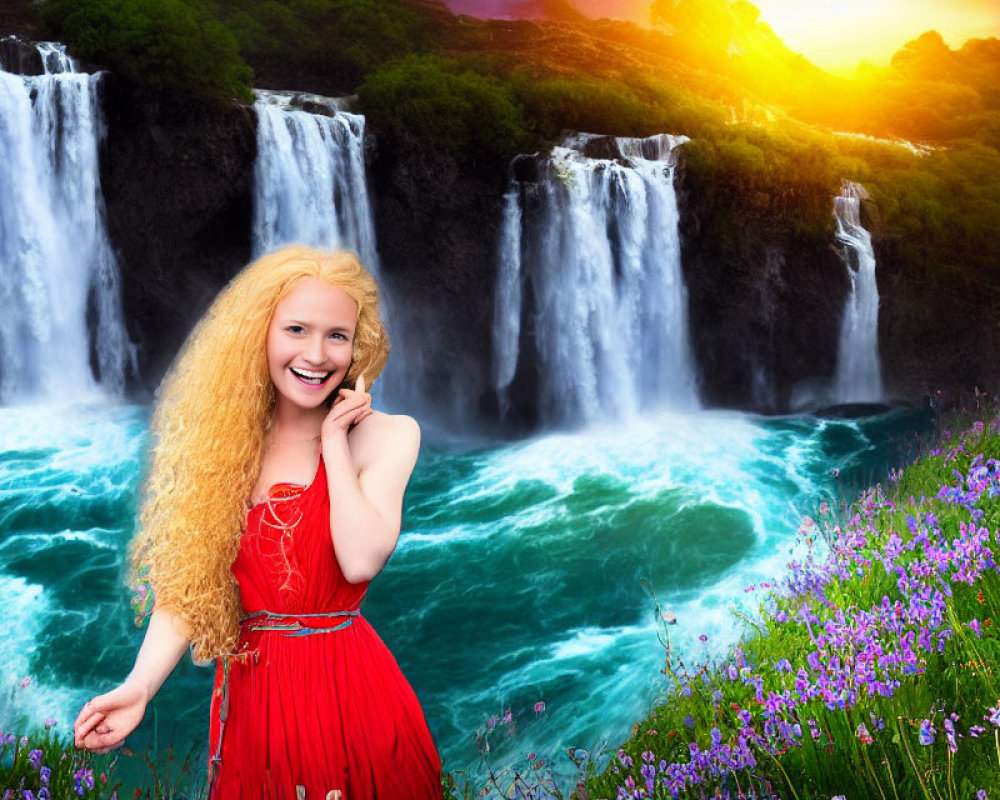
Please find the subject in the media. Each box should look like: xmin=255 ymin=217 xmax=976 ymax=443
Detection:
xmin=0 ymin=39 xmax=133 ymax=403
xmin=494 ymin=133 xmax=699 ymax=427
xmin=832 ymin=181 xmax=883 ymax=403
xmin=252 ymin=90 xmax=403 ymax=405
xmin=252 ymin=90 xmax=378 ymax=271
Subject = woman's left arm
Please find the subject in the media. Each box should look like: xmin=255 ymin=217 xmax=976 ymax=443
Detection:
xmin=322 ymin=385 xmax=420 ymax=582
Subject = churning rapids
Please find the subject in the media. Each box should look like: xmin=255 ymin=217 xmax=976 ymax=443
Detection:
xmin=0 ymin=401 xmax=931 ymax=786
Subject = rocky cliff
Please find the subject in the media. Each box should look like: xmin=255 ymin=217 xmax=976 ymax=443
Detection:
xmin=98 ymin=75 xmax=257 ymax=390
xmin=4 ymin=24 xmax=997 ymax=421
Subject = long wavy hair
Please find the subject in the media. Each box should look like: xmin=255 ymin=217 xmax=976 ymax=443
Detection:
xmin=130 ymin=246 xmax=389 ymax=662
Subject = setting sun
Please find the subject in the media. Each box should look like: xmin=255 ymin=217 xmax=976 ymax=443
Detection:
xmin=753 ymin=0 xmax=1000 ymax=72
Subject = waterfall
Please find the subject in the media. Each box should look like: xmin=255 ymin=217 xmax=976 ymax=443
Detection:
xmin=832 ymin=181 xmax=882 ymax=403
xmin=0 ymin=38 xmax=133 ymax=404
xmin=493 ymin=133 xmax=699 ymax=427
xmin=252 ymin=90 xmax=378 ymax=271
xmin=251 ymin=90 xmax=408 ymax=406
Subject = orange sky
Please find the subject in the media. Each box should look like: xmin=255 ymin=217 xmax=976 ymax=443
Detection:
xmin=748 ymin=0 xmax=1000 ymax=73
xmin=447 ymin=1 xmax=1000 ymax=73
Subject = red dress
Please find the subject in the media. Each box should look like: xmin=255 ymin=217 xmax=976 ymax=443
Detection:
xmin=208 ymin=457 xmax=443 ymax=799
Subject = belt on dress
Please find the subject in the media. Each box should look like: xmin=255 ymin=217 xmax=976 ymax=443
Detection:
xmin=208 ymin=608 xmax=360 ymax=797
xmin=241 ymin=608 xmax=360 ymax=636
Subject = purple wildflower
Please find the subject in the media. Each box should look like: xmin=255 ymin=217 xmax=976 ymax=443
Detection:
xmin=943 ymin=718 xmax=958 ymax=753
xmin=640 ymin=762 xmax=655 ymax=793
xmin=856 ymin=723 xmax=873 ymax=744
xmin=28 ymin=749 xmax=42 ymax=770
xmin=918 ymin=719 xmax=935 ymax=745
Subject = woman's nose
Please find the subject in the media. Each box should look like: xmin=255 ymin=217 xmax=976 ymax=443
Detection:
xmin=304 ymin=335 xmax=326 ymax=364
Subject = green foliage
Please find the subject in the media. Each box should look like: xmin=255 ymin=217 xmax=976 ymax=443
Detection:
xmin=512 ymin=75 xmax=651 ymax=138
xmin=508 ymin=72 xmax=729 ymax=142
xmin=356 ymin=55 xmax=538 ymax=166
xmin=860 ymin=138 xmax=1000 ymax=283
xmin=215 ymin=0 xmax=436 ymax=88
xmin=41 ymin=0 xmax=253 ymax=103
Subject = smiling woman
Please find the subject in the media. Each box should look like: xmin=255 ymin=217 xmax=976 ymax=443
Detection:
xmin=72 ymin=246 xmax=444 ymax=799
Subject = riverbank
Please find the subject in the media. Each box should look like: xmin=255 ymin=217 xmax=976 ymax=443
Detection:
xmin=578 ymin=408 xmax=1000 ymax=799
xmin=2 ymin=404 xmax=995 ymax=798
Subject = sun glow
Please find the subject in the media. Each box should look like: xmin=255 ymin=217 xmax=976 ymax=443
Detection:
xmin=752 ymin=0 xmax=1000 ymax=73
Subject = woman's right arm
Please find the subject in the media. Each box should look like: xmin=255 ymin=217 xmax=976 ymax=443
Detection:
xmin=73 ymin=605 xmax=191 ymax=754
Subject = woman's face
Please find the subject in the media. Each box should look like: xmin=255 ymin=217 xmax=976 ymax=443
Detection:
xmin=266 ymin=278 xmax=358 ymax=412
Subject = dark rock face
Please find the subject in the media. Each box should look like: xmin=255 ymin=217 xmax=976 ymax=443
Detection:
xmin=85 ymin=72 xmax=1000 ymax=420
xmin=367 ymin=131 xmax=509 ymax=432
xmin=674 ymin=154 xmax=849 ymax=412
xmin=875 ymin=234 xmax=1000 ymax=403
xmin=97 ymin=76 xmax=257 ymax=394
xmin=0 ymin=1 xmax=41 ymax=45
xmin=0 ymin=35 xmax=43 ymax=74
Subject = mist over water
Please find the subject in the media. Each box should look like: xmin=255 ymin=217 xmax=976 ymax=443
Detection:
xmin=0 ymin=401 xmax=932 ymax=788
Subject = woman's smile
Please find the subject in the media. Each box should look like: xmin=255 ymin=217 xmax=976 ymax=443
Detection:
xmin=266 ymin=278 xmax=359 ymax=410
xmin=289 ymin=366 xmax=334 ymax=386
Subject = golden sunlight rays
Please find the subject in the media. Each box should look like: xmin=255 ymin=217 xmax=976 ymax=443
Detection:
xmin=752 ymin=0 xmax=1000 ymax=72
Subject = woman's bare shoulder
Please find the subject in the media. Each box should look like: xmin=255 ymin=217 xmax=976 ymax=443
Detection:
xmin=349 ymin=411 xmax=420 ymax=466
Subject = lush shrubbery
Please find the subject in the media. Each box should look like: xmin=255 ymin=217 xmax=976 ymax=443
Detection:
xmin=356 ymin=54 xmax=539 ymax=166
xmin=41 ymin=0 xmax=253 ymax=103
xmin=216 ymin=0 xmax=436 ymax=89
xmin=837 ymin=137 xmax=1000 ymax=284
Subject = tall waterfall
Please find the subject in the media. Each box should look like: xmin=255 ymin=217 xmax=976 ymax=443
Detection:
xmin=252 ymin=90 xmax=378 ymax=271
xmin=493 ymin=133 xmax=699 ymax=427
xmin=0 ymin=39 xmax=133 ymax=403
xmin=832 ymin=181 xmax=882 ymax=403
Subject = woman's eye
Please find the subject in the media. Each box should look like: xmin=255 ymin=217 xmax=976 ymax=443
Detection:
xmin=286 ymin=325 xmax=305 ymax=334
xmin=329 ymin=332 xmax=348 ymax=341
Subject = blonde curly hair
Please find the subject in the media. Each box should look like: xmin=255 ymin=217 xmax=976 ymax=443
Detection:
xmin=130 ymin=246 xmax=389 ymax=662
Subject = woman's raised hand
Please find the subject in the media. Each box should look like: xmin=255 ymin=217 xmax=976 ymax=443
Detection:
xmin=322 ymin=373 xmax=373 ymax=440
xmin=73 ymin=680 xmax=149 ymax=754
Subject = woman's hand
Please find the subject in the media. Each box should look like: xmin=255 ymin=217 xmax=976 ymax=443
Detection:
xmin=73 ymin=680 xmax=149 ymax=754
xmin=322 ymin=373 xmax=373 ymax=441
